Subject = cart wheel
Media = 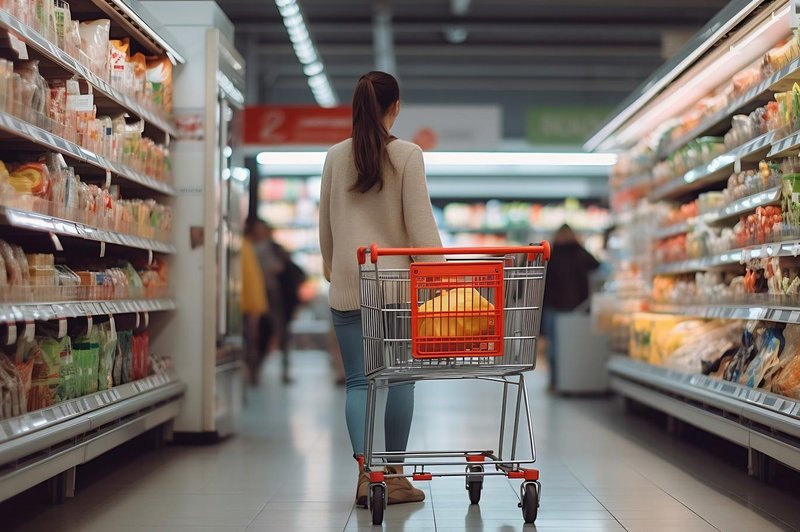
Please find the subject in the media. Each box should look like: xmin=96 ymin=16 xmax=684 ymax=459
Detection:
xmin=521 ymin=483 xmax=539 ymax=524
xmin=370 ymin=484 xmax=386 ymax=525
xmin=466 ymin=465 xmax=483 ymax=504
xmin=467 ymin=480 xmax=482 ymax=504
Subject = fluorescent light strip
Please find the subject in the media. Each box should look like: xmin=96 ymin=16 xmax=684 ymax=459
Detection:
xmin=584 ymin=0 xmax=764 ymax=151
xmin=274 ymin=0 xmax=338 ymax=107
xmin=256 ymin=151 xmax=617 ymax=167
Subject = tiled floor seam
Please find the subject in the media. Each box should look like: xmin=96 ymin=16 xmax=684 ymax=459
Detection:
xmin=560 ymin=463 xmax=642 ymax=532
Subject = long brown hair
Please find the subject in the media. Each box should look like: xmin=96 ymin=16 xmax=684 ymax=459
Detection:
xmin=351 ymin=71 xmax=399 ymax=193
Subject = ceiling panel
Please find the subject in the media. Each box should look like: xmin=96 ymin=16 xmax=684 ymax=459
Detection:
xmin=218 ymin=0 xmax=730 ymax=140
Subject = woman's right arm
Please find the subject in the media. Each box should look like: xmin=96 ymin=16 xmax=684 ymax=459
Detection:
xmin=402 ymin=146 xmax=444 ymax=260
xmin=319 ymin=152 xmax=334 ymax=276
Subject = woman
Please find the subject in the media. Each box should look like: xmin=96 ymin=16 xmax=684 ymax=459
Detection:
xmin=542 ymin=224 xmax=600 ymax=389
xmin=319 ymin=71 xmax=442 ymax=507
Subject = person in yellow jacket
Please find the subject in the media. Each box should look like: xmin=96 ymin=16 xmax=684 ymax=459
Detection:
xmin=241 ymin=224 xmax=269 ymax=385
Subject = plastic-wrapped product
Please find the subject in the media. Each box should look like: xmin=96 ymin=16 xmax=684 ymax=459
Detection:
xmin=119 ymin=261 xmax=144 ymax=299
xmin=29 ymin=336 xmax=62 ymax=410
xmin=78 ymin=20 xmax=111 ymax=78
xmin=146 ymin=56 xmax=173 ymax=113
xmin=97 ymin=321 xmax=117 ymax=391
xmin=741 ymin=327 xmax=784 ymax=388
xmin=0 ymin=240 xmax=23 ymax=286
xmin=664 ymin=321 xmax=742 ymax=374
xmin=12 ymin=245 xmax=30 ymax=286
xmin=8 ymin=162 xmax=51 ymax=197
xmin=112 ymin=330 xmax=133 ymax=386
xmin=772 ymin=325 xmax=800 ymax=397
xmin=72 ymin=330 xmax=100 ymax=396
xmin=0 ymin=354 xmax=23 ymax=418
xmin=719 ymin=322 xmax=759 ymax=383
xmin=109 ymin=39 xmax=130 ymax=90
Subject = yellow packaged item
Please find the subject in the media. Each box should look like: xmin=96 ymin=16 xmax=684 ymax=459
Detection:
xmin=417 ymin=288 xmax=494 ymax=337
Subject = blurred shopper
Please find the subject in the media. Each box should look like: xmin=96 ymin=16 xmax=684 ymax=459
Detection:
xmin=247 ymin=218 xmax=306 ymax=384
xmin=319 ymin=71 xmax=442 ymax=507
xmin=542 ymin=224 xmax=600 ymax=389
xmin=241 ymin=221 xmax=269 ymax=385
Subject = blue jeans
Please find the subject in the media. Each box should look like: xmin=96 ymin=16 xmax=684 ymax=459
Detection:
xmin=331 ymin=309 xmax=414 ymax=456
xmin=542 ymin=308 xmax=557 ymax=387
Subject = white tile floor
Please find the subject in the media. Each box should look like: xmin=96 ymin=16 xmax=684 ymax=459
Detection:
xmin=11 ymin=350 xmax=800 ymax=531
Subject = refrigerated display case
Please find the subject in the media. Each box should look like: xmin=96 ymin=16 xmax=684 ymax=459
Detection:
xmin=143 ymin=1 xmax=246 ymax=436
xmin=588 ymin=0 xmax=800 ymax=475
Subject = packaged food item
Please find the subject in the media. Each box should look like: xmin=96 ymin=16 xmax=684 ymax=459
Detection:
xmin=0 ymin=239 xmax=23 ymax=287
xmin=417 ymin=288 xmax=495 ymax=338
xmin=113 ymin=330 xmax=133 ymax=386
xmin=53 ymin=0 xmax=72 ymax=51
xmin=78 ymin=20 xmax=111 ymax=78
xmin=97 ymin=321 xmax=117 ymax=391
xmin=130 ymin=53 xmax=147 ymax=100
xmin=8 ymin=162 xmax=50 ymax=197
xmin=109 ymin=38 xmax=130 ymax=90
xmin=740 ymin=327 xmax=784 ymax=388
xmin=146 ymin=56 xmax=173 ymax=113
xmin=72 ymin=331 xmax=100 ymax=396
xmin=29 ymin=336 xmax=63 ymax=409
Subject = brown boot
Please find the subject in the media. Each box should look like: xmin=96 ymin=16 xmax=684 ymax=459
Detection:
xmin=385 ymin=466 xmax=425 ymax=505
xmin=355 ymin=470 xmax=369 ymax=508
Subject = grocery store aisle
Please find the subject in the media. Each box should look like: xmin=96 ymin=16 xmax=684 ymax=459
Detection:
xmin=10 ymin=351 xmax=800 ymax=532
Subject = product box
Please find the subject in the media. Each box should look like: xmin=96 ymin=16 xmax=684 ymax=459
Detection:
xmin=629 ymin=313 xmax=688 ymax=364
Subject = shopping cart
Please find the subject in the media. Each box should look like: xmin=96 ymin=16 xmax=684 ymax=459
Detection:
xmin=356 ymin=243 xmax=550 ymax=525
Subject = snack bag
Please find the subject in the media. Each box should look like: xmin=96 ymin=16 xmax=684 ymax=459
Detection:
xmin=97 ymin=321 xmax=118 ymax=391
xmin=417 ymin=288 xmax=495 ymax=337
xmin=741 ymin=327 xmax=784 ymax=388
xmin=146 ymin=56 xmax=173 ymax=113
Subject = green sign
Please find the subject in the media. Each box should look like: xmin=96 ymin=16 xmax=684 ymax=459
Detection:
xmin=526 ymin=107 xmax=612 ymax=146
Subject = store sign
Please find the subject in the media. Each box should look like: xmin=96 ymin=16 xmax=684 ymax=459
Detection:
xmin=394 ymin=105 xmax=501 ymax=150
xmin=244 ymin=105 xmax=351 ymax=145
xmin=526 ymin=106 xmax=612 ymax=146
xmin=245 ymin=104 xmax=502 ymax=149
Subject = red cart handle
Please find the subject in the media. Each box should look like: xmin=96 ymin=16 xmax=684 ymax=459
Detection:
xmin=357 ymin=242 xmax=550 ymax=265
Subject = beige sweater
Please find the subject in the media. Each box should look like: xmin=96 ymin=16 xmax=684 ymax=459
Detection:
xmin=319 ymin=138 xmax=443 ymax=311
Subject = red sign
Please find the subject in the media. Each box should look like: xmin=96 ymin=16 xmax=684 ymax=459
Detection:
xmin=244 ymin=105 xmax=352 ymax=145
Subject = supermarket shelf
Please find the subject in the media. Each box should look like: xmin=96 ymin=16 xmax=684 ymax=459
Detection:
xmin=84 ymin=0 xmax=186 ymax=63
xmin=704 ymin=186 xmax=783 ymax=224
xmin=651 ymin=186 xmax=784 ymax=240
xmin=653 ymin=239 xmax=800 ymax=275
xmin=661 ymin=56 xmax=800 ymax=158
xmin=609 ymin=356 xmax=800 ymax=471
xmin=769 ymin=128 xmax=800 ymax=158
xmin=0 ymin=373 xmax=184 ymax=502
xmin=0 ymin=298 xmax=176 ymax=323
xmin=0 ymin=10 xmax=178 ymax=138
xmin=651 ymin=132 xmax=773 ymax=202
xmin=612 ymin=173 xmax=651 ymax=194
xmin=650 ymin=302 xmax=800 ymax=324
xmin=0 ymin=111 xmax=176 ymax=196
xmin=0 ymin=206 xmax=175 ymax=254
xmin=653 ymin=221 xmax=692 ymax=240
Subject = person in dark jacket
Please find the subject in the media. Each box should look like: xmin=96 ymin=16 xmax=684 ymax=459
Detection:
xmin=542 ymin=224 xmax=600 ymax=389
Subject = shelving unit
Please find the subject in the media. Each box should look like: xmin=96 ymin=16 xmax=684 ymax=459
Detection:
xmin=0 ymin=111 xmax=176 ymax=195
xmin=0 ymin=373 xmax=185 ymax=501
xmin=608 ymin=356 xmax=800 ymax=472
xmin=0 ymin=298 xmax=175 ymax=323
xmin=0 ymin=9 xmax=179 ymax=139
xmin=587 ymin=0 xmax=800 ymax=475
xmin=654 ymin=238 xmax=800 ymax=275
xmin=0 ymin=0 xmax=186 ymax=504
xmin=0 ymin=206 xmax=175 ymax=254
xmin=650 ymin=131 xmax=774 ymax=202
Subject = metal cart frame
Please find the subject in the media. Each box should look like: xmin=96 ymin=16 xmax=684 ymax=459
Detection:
xmin=356 ymin=243 xmax=550 ymax=525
